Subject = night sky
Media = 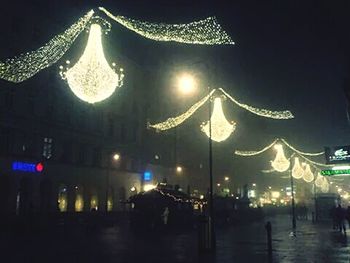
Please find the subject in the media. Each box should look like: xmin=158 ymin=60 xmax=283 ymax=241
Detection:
xmin=1 ymin=0 xmax=350 ymax=189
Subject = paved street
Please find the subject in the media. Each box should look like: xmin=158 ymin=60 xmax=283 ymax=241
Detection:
xmin=1 ymin=214 xmax=350 ymax=263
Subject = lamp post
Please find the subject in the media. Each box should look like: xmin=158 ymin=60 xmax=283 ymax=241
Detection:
xmin=208 ymin=85 xmax=216 ymax=250
xmin=289 ymin=167 xmax=297 ymax=232
xmin=177 ymin=70 xmax=216 ymax=250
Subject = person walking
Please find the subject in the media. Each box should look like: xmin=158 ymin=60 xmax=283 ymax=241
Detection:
xmin=162 ymin=207 xmax=170 ymax=225
xmin=346 ymin=206 xmax=350 ymax=229
xmin=335 ymin=204 xmax=346 ymax=234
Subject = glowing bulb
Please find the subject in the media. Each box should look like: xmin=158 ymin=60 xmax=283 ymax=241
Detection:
xmin=302 ymin=164 xmax=314 ymax=183
xmin=292 ymin=157 xmax=303 ymax=179
xmin=176 ymin=166 xmax=183 ymax=173
xmin=61 ymin=23 xmax=124 ymax=103
xmin=201 ymin=97 xmax=236 ymax=142
xmin=271 ymin=144 xmax=290 ymax=172
xmin=315 ymin=173 xmax=324 ymax=187
xmin=178 ymin=74 xmax=196 ymax=94
xmin=113 ymin=153 xmax=120 ymax=161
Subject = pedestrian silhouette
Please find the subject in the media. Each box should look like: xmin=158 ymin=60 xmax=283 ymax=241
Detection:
xmin=335 ymin=204 xmax=346 ymax=234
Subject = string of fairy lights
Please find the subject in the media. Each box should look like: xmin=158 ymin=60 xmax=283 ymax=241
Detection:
xmin=219 ymin=88 xmax=294 ymax=120
xmin=0 ymin=10 xmax=94 ymax=83
xmin=0 ymin=7 xmax=340 ymax=196
xmin=148 ymin=89 xmax=294 ymax=142
xmin=0 ymin=7 xmax=236 ymax=105
xmin=98 ymin=7 xmax=234 ymax=45
xmin=148 ymin=89 xmax=216 ymax=131
xmin=234 ymin=139 xmax=332 ymax=192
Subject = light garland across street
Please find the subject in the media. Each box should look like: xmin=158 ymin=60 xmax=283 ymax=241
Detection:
xmin=219 ymin=88 xmax=294 ymax=120
xmin=0 ymin=10 xmax=94 ymax=83
xmin=149 ymin=89 xmax=294 ymax=142
xmin=99 ymin=7 xmax=234 ymax=45
xmin=148 ymin=89 xmax=216 ymax=131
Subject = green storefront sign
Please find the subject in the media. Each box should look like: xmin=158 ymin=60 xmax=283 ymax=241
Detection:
xmin=321 ymin=169 xmax=350 ymax=176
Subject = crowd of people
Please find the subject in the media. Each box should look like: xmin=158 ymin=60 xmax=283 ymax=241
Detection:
xmin=330 ymin=204 xmax=350 ymax=234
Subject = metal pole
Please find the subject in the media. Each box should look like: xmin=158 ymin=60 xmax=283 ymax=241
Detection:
xmin=105 ymin=157 xmax=110 ymax=212
xmin=290 ymin=168 xmax=296 ymax=231
xmin=208 ymin=86 xmax=215 ymax=250
xmin=174 ymin=127 xmax=177 ymax=173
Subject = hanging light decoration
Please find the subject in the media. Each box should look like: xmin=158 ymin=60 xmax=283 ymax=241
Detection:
xmin=302 ymin=163 xmax=314 ymax=183
xmin=201 ymin=96 xmax=236 ymax=142
xmin=321 ymin=178 xmax=329 ymax=193
xmin=60 ymin=17 xmax=124 ymax=103
xmin=271 ymin=144 xmax=290 ymax=172
xmin=0 ymin=10 xmax=94 ymax=83
xmin=314 ymin=172 xmax=324 ymax=187
xmin=99 ymin=7 xmax=234 ymax=45
xmin=148 ymin=90 xmax=215 ymax=131
xmin=291 ymin=157 xmax=304 ymax=179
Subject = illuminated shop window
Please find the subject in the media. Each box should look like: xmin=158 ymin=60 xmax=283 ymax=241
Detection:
xmin=74 ymin=186 xmax=84 ymax=212
xmin=58 ymin=185 xmax=68 ymax=212
xmin=90 ymin=195 xmax=98 ymax=211
xmin=107 ymin=187 xmax=114 ymax=212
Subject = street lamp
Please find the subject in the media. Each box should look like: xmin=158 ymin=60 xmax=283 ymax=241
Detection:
xmin=174 ymin=74 xmax=198 ymax=177
xmin=176 ymin=166 xmax=183 ymax=173
xmin=106 ymin=152 xmax=120 ymax=212
xmin=177 ymin=73 xmax=197 ymax=95
xmin=176 ymin=69 xmax=216 ymax=250
xmin=113 ymin=153 xmax=120 ymax=161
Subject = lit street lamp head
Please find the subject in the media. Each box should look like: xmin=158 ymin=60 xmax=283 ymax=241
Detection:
xmin=177 ymin=74 xmax=196 ymax=95
xmin=113 ymin=153 xmax=120 ymax=161
xmin=176 ymin=166 xmax=183 ymax=173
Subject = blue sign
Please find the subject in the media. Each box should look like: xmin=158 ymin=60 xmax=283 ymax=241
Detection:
xmin=143 ymin=171 xmax=152 ymax=181
xmin=12 ymin=161 xmax=44 ymax=173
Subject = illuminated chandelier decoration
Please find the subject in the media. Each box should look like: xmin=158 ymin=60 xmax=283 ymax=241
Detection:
xmin=200 ymin=97 xmax=236 ymax=142
xmin=60 ymin=17 xmax=124 ymax=103
xmin=235 ymin=138 xmax=324 ymax=157
xmin=149 ymin=89 xmax=293 ymax=142
xmin=314 ymin=172 xmax=324 ymax=187
xmin=291 ymin=157 xmax=304 ymax=179
xmin=99 ymin=7 xmax=234 ymax=45
xmin=302 ymin=163 xmax=314 ymax=183
xmin=0 ymin=10 xmax=94 ymax=83
xmin=271 ymin=144 xmax=290 ymax=172
xmin=1 ymin=6 xmax=234 ymax=87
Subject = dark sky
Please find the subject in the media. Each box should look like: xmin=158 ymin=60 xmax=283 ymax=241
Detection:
xmin=1 ymin=0 xmax=350 ymax=189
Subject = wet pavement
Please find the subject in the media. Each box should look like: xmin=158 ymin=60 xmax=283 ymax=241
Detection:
xmin=1 ymin=214 xmax=350 ymax=263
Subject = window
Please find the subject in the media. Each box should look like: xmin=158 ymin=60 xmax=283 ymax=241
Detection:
xmin=42 ymin=137 xmax=53 ymax=159
xmin=92 ymin=147 xmax=102 ymax=167
xmin=61 ymin=141 xmax=73 ymax=163
xmin=0 ymin=128 xmax=11 ymax=155
xmin=108 ymin=115 xmax=114 ymax=136
xmin=77 ymin=144 xmax=87 ymax=165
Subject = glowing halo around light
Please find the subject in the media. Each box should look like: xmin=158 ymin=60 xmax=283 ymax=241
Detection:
xmin=201 ymin=97 xmax=236 ymax=142
xmin=292 ymin=157 xmax=304 ymax=179
xmin=271 ymin=144 xmax=290 ymax=172
xmin=60 ymin=22 xmax=124 ymax=103
xmin=302 ymin=164 xmax=314 ymax=183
